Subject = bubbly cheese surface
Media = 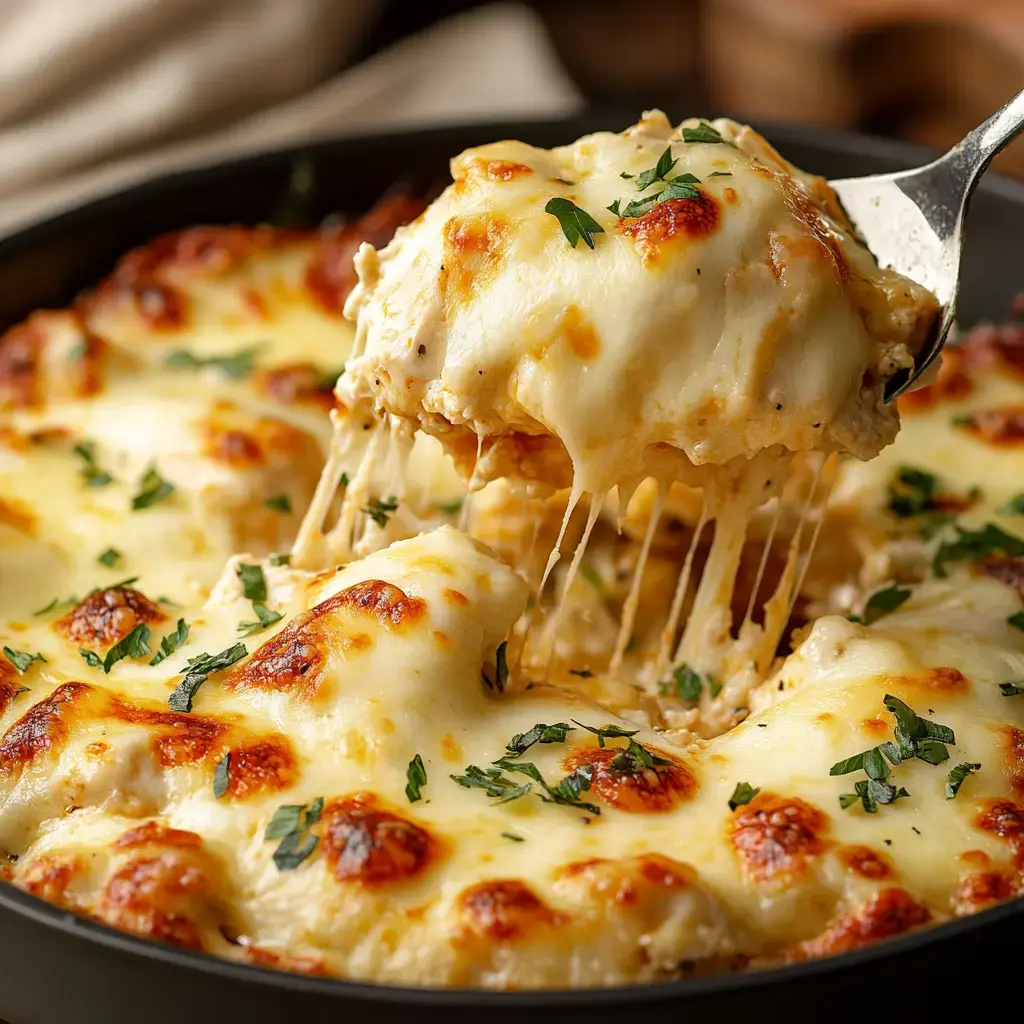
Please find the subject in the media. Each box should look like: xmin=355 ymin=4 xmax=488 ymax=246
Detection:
xmin=2 ymin=140 xmax=1024 ymax=993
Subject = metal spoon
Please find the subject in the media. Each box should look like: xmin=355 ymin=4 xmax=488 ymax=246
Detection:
xmin=829 ymin=88 xmax=1024 ymax=401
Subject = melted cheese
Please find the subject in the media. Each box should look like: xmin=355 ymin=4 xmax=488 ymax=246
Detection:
xmin=3 ymin=141 xmax=1024 ymax=992
xmin=339 ymin=111 xmax=937 ymax=496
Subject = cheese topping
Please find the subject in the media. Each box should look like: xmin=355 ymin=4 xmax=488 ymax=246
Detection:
xmin=2 ymin=135 xmax=1024 ymax=992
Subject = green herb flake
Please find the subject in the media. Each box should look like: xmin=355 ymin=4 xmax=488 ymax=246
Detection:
xmin=579 ymin=563 xmax=610 ymax=601
xmin=168 ymin=642 xmax=248 ymax=713
xmin=3 ymin=647 xmax=46 ymax=674
xmin=432 ymin=498 xmax=464 ymax=515
xmin=97 ymin=547 xmax=121 ymax=568
xmin=665 ymin=663 xmax=703 ymax=702
xmin=505 ymin=722 xmax=574 ymax=757
xmin=269 ymin=553 xmax=292 ymax=567
xmin=213 ymin=752 xmax=231 ymax=799
xmin=681 ymin=122 xmax=731 ymax=145
xmin=1000 ymin=682 xmax=1024 ymax=696
xmin=608 ymin=739 xmax=672 ymax=774
xmin=264 ymin=494 xmax=292 ymax=514
xmin=492 ymin=757 xmax=602 ymax=816
xmin=631 ymin=146 xmax=680 ymax=191
xmin=131 ymin=465 xmax=175 ymax=510
xmin=501 ymin=831 xmax=525 ymax=842
xmin=79 ymin=649 xmax=103 ymax=669
xmin=1009 ymin=611 xmax=1024 ymax=632
xmin=237 ymin=603 xmax=283 ymax=637
xmin=164 ymin=347 xmax=259 ymax=380
xmin=571 ymin=721 xmax=638 ymax=748
xmin=405 ymin=753 xmax=428 ymax=803
xmin=451 ymin=765 xmax=532 ymax=804
xmin=728 ymin=781 xmax=760 ymax=810
xmin=236 ymin=563 xmax=267 ymax=603
xmin=362 ymin=496 xmax=399 ymax=529
xmin=933 ymin=523 xmax=1024 ymax=578
xmin=998 ymin=494 xmax=1024 ymax=516
xmin=482 ymin=641 xmax=510 ymax=694
xmin=709 ymin=171 xmax=733 ymax=177
xmin=265 ymin=796 xmax=322 ymax=871
xmin=861 ymin=582 xmax=912 ymax=625
xmin=100 ymin=623 xmax=151 ymax=673
xmin=544 ymin=197 xmax=606 ymax=250
xmin=72 ymin=440 xmax=114 ymax=488
xmin=149 ymin=618 xmax=189 ymax=666
xmin=945 ymin=762 xmax=981 ymax=799
xmin=607 ymin=199 xmax=622 ymax=216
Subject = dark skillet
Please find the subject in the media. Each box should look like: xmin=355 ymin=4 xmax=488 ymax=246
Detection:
xmin=1 ymin=114 xmax=1022 ymax=1023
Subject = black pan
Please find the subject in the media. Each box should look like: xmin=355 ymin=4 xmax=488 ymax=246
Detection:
xmin=1 ymin=114 xmax=1022 ymax=1023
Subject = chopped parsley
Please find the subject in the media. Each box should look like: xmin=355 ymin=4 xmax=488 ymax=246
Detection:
xmin=149 ymin=618 xmax=189 ymax=666
xmin=97 ymin=547 xmax=121 ymax=568
xmin=131 ymin=465 xmax=175 ymax=510
xmin=265 ymin=797 xmax=322 ymax=871
xmin=236 ymin=563 xmax=267 ymax=602
xmin=998 ymin=494 xmax=1024 ymax=516
xmin=1000 ymin=682 xmax=1024 ymax=696
xmin=451 ymin=765 xmax=532 ymax=804
xmin=264 ymin=494 xmax=292 ymax=514
xmin=501 ymin=831 xmax=525 ymax=842
xmin=405 ymin=754 xmax=427 ymax=802
xmin=164 ymin=346 xmax=259 ymax=379
xmin=491 ymin=757 xmax=601 ymax=816
xmin=859 ymin=582 xmax=912 ymax=625
xmin=933 ymin=523 xmax=1024 ymax=577
xmin=237 ymin=603 xmax=282 ymax=637
xmin=213 ymin=752 xmax=230 ymax=799
xmin=709 ymin=170 xmax=733 ymax=177
xmin=662 ymin=663 xmax=704 ymax=702
xmin=78 ymin=623 xmax=152 ymax=674
xmin=945 ymin=762 xmax=981 ymax=799
xmin=72 ymin=441 xmax=114 ymax=488
xmin=505 ymin=722 xmax=574 ymax=757
xmin=681 ymin=122 xmax=732 ymax=145
xmin=625 ymin=146 xmax=679 ymax=191
xmin=887 ymin=466 xmax=938 ymax=517
xmin=167 ymin=642 xmax=247 ymax=713
xmin=362 ymin=496 xmax=398 ymax=529
xmin=544 ymin=197 xmax=605 ymax=250
xmin=1009 ymin=612 xmax=1024 ymax=632
xmin=833 ymin=695 xmax=957 ymax=812
xmin=482 ymin=641 xmax=509 ymax=694
xmin=608 ymin=738 xmax=672 ymax=774
xmin=728 ymin=781 xmax=760 ymax=810
xmin=3 ymin=647 xmax=46 ymax=674
xmin=571 ymin=721 xmax=638 ymax=748
xmin=269 ymin=552 xmax=292 ymax=567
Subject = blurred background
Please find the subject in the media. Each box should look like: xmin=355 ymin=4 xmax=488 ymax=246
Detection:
xmin=0 ymin=0 xmax=1022 ymax=234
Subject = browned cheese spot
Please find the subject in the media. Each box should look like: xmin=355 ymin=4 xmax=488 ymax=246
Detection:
xmin=442 ymin=214 xmax=509 ymax=306
xmin=222 ymin=735 xmax=298 ymax=799
xmin=457 ymin=879 xmax=560 ymax=942
xmin=0 ymin=682 xmax=96 ymax=780
xmin=562 ymin=745 xmax=697 ymax=813
xmin=789 ymin=888 xmax=930 ymax=960
xmin=321 ymin=794 xmax=437 ymax=887
xmin=837 ymin=845 xmax=893 ymax=880
xmin=18 ymin=851 xmax=85 ymax=905
xmin=55 ymin=587 xmax=165 ymax=650
xmin=99 ymin=820 xmax=223 ymax=951
xmin=619 ymin=194 xmax=720 ymax=266
xmin=730 ymin=793 xmax=831 ymax=882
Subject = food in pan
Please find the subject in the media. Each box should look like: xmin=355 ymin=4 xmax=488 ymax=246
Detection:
xmin=1 ymin=114 xmax=1023 ymax=989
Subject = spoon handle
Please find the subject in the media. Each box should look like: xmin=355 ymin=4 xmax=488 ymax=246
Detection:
xmin=951 ymin=87 xmax=1024 ymax=187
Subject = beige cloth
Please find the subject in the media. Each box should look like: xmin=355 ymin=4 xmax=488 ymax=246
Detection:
xmin=0 ymin=1 xmax=582 ymax=237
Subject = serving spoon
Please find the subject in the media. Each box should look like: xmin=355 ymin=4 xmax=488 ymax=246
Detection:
xmin=829 ymin=88 xmax=1024 ymax=401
